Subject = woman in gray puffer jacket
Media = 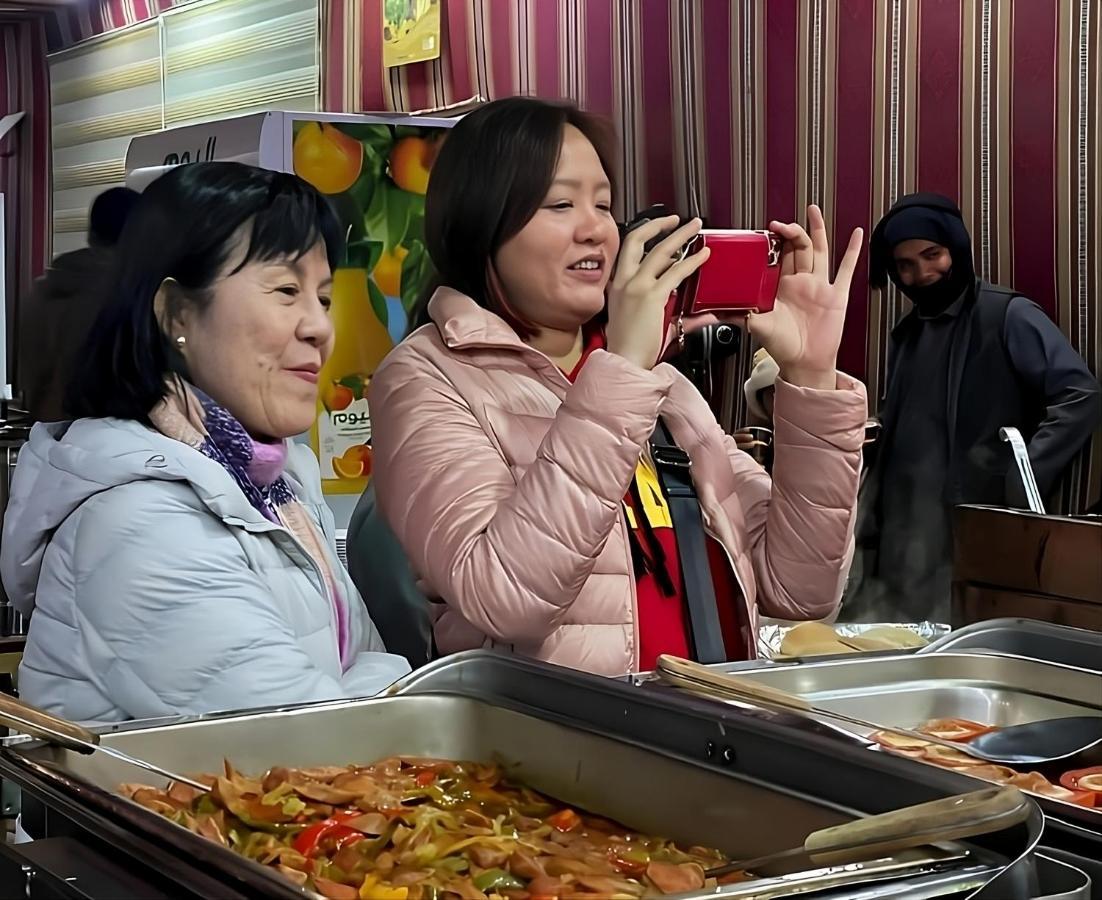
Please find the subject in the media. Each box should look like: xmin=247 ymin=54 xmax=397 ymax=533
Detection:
xmin=0 ymin=162 xmax=409 ymax=722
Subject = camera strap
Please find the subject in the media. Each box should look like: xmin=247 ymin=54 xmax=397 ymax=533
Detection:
xmin=650 ymin=420 xmax=726 ymax=664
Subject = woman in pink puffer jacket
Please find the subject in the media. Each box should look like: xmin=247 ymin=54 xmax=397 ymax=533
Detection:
xmin=368 ymin=98 xmax=868 ymax=676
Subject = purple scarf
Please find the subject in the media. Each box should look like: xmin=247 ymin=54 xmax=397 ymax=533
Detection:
xmin=148 ymin=383 xmax=353 ymax=668
xmin=192 ymin=390 xmax=296 ymax=523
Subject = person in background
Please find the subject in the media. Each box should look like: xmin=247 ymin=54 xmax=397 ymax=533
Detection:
xmin=0 ymin=162 xmax=409 ymax=722
xmin=18 ymin=187 xmax=139 ymax=422
xmin=844 ymin=192 xmax=1101 ymax=625
xmin=743 ymin=347 xmax=779 ymax=427
xmin=366 ymin=97 xmax=868 ymax=677
xmin=734 ymin=348 xmax=779 ymax=468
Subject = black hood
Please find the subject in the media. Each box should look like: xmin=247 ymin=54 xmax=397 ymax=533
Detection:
xmin=869 ymin=193 xmax=975 ymax=311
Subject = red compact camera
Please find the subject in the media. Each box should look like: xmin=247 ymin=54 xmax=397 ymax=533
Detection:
xmin=674 ymin=229 xmax=783 ymax=316
xmin=619 ymin=207 xmax=783 ymax=317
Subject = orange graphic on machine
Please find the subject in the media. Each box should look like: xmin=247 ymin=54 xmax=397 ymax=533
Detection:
xmin=293 ymin=122 xmax=363 ymax=194
xmin=388 ymin=136 xmax=433 ymax=194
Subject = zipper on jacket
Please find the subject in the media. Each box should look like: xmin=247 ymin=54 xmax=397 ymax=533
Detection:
xmin=619 ymin=505 xmax=642 ymax=672
xmin=701 ymin=520 xmax=756 ymax=659
xmin=269 ymin=508 xmax=347 ymax=664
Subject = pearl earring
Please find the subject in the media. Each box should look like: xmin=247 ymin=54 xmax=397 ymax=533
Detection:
xmin=176 ymin=335 xmax=187 ymax=347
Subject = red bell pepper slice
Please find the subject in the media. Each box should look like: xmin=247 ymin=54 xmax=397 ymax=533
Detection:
xmin=292 ymin=810 xmax=366 ymax=857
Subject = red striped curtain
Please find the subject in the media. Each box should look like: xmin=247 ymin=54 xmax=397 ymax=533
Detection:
xmin=0 ymin=17 xmax=52 ymax=380
xmin=323 ymin=0 xmax=1101 ymax=510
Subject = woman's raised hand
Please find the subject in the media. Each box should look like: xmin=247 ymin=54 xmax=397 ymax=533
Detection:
xmin=606 ymin=215 xmax=710 ymax=370
xmin=747 ymin=205 xmax=863 ymax=389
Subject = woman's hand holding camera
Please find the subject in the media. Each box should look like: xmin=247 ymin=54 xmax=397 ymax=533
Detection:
xmin=605 ymin=215 xmax=709 ymax=371
xmin=749 ymin=205 xmax=863 ymax=390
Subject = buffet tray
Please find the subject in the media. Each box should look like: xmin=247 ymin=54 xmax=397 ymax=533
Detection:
xmin=920 ymin=619 xmax=1102 ymax=674
xmin=4 ymin=695 xmax=998 ymax=900
xmin=699 ymin=652 xmax=1102 ymax=728
xmin=0 ymin=652 xmax=1050 ymax=899
xmin=686 ymin=652 xmax=1102 ymax=831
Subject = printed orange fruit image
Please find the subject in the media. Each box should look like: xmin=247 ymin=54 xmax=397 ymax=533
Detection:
xmin=332 ymin=444 xmax=373 ymax=480
xmin=372 ymin=245 xmax=408 ymax=297
xmin=331 ymin=454 xmax=364 ymax=480
xmin=388 ymin=136 xmax=433 ymax=194
xmin=293 ymin=122 xmax=363 ymax=195
xmin=321 ymin=381 xmax=354 ymax=412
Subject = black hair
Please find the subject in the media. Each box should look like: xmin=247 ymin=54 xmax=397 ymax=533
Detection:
xmin=87 ymin=186 xmax=141 ymax=247
xmin=412 ymin=96 xmax=618 ymax=337
xmin=67 ymin=161 xmax=343 ymax=422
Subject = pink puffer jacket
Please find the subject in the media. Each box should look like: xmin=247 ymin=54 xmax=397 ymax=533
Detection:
xmin=369 ymin=289 xmax=867 ymax=676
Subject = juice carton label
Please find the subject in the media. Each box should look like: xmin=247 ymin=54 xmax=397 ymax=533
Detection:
xmin=319 ymin=397 xmax=373 ymax=481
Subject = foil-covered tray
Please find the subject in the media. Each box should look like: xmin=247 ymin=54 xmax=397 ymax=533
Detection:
xmin=758 ymin=621 xmax=951 ymax=659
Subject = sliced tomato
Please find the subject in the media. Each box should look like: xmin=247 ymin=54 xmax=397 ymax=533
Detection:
xmin=414 ymin=770 xmax=437 ymax=787
xmin=870 ymin=731 xmax=931 ymax=751
xmin=547 ymin=808 xmax=582 ymax=833
xmin=1008 ymin=772 xmax=1097 ymax=807
xmin=1059 ymin=767 xmax=1102 ymax=796
xmin=1031 ymin=783 xmax=1097 ymax=807
xmin=918 ymin=718 xmax=996 ymax=742
xmin=921 ymin=745 xmax=985 ymax=768
xmin=959 ymin=764 xmax=1018 ymax=784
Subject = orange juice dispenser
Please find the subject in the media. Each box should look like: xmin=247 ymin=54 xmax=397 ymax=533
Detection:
xmin=125 ymin=109 xmax=459 ymax=521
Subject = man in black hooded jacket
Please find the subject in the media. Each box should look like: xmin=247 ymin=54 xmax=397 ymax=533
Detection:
xmin=843 ymin=192 xmax=1100 ymax=624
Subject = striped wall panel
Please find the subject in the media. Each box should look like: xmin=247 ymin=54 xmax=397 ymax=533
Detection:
xmin=322 ymin=0 xmax=1101 ymax=511
xmin=27 ymin=0 xmax=1102 ymax=510
xmin=0 ymin=17 xmax=52 ymax=380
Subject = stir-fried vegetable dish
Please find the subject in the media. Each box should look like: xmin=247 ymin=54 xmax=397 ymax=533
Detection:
xmin=120 ymin=757 xmax=750 ymax=899
xmin=873 ymin=718 xmax=1102 ymax=811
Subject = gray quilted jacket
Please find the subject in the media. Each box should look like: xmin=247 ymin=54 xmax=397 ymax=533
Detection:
xmin=0 ymin=418 xmax=409 ymax=722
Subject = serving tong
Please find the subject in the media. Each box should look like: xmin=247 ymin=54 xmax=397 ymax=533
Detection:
xmin=0 ymin=692 xmax=209 ymax=791
xmin=702 ymin=785 xmax=1028 ymax=879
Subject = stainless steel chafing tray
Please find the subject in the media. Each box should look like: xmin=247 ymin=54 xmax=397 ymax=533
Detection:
xmin=0 ymin=652 xmax=1053 ymax=899
xmin=669 ymin=652 xmax=1102 ymax=833
xmin=920 ymin=619 xmax=1102 ymax=674
xmin=692 ymin=652 xmax=1102 ymax=729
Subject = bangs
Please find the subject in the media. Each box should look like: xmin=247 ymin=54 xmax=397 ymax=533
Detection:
xmin=234 ymin=174 xmax=344 ymax=275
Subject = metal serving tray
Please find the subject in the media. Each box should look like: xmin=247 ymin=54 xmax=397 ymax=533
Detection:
xmin=920 ymin=619 xmax=1102 ymax=675
xmin=4 ymin=694 xmax=1001 ymax=900
xmin=690 ymin=651 xmax=1102 ymax=836
xmin=0 ymin=651 xmax=1052 ymax=900
xmin=701 ymin=652 xmax=1102 ymax=730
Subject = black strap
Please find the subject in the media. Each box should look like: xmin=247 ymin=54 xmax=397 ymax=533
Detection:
xmin=650 ymin=420 xmax=727 ymax=664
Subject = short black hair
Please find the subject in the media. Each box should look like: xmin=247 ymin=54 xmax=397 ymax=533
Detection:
xmin=413 ymin=97 xmax=617 ymax=337
xmin=67 ymin=162 xmax=343 ymax=422
xmin=87 ymin=187 xmax=141 ymax=247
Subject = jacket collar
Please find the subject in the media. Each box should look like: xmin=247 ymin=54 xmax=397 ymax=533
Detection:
xmin=135 ymin=425 xmax=306 ymax=533
xmin=426 ymin=287 xmax=572 ymax=386
xmin=428 ymin=287 xmax=531 ymax=352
